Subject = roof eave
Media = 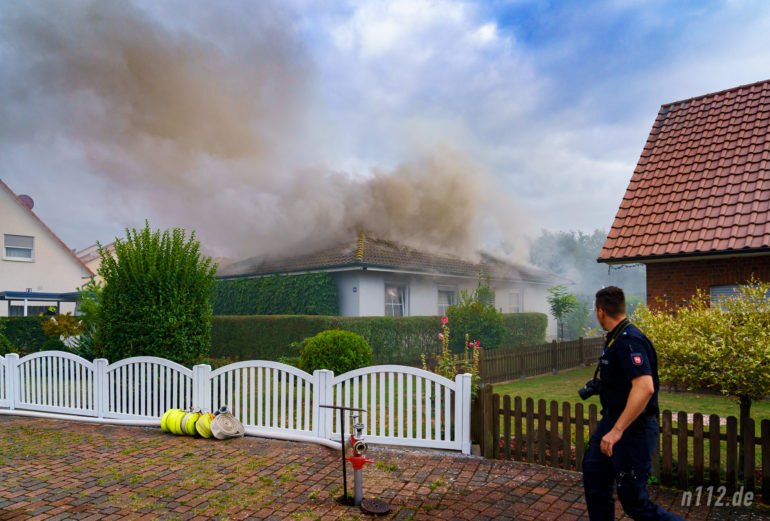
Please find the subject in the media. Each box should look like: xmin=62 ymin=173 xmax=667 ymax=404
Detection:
xmin=598 ymin=247 xmax=770 ymax=264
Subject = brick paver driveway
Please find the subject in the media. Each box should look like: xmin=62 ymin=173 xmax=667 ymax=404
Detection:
xmin=0 ymin=416 xmax=767 ymax=520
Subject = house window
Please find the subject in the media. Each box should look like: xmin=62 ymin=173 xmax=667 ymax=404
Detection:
xmin=4 ymin=234 xmax=34 ymax=260
xmin=438 ymin=289 xmax=455 ymax=315
xmin=384 ymin=284 xmax=407 ymax=316
xmin=710 ymin=284 xmax=770 ymax=308
xmin=509 ymin=291 xmax=522 ymax=313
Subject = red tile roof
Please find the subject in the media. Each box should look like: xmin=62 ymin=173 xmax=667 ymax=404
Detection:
xmin=219 ymin=233 xmax=561 ymax=284
xmin=0 ymin=179 xmax=94 ymax=276
xmin=599 ymin=79 xmax=770 ymax=263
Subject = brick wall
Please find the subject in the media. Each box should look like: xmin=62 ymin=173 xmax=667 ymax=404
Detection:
xmin=646 ymin=254 xmax=770 ymax=310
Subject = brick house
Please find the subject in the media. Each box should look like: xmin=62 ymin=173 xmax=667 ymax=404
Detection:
xmin=598 ymin=80 xmax=770 ymax=309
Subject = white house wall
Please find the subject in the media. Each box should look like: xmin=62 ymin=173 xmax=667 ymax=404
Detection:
xmin=0 ymin=188 xmax=86 ymax=316
xmin=333 ymin=271 xmax=360 ymax=317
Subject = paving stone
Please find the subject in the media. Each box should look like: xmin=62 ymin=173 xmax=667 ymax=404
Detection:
xmin=0 ymin=416 xmax=769 ymax=520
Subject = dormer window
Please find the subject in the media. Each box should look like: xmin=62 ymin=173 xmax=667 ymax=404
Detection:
xmin=4 ymin=234 xmax=34 ymax=260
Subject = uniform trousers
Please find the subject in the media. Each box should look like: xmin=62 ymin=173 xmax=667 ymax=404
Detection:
xmin=583 ymin=415 xmax=685 ymax=521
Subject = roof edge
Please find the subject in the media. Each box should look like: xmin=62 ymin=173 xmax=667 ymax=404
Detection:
xmin=0 ymin=179 xmax=94 ymax=277
xmin=660 ymin=78 xmax=770 ymax=109
xmin=598 ymin=246 xmax=770 ymax=264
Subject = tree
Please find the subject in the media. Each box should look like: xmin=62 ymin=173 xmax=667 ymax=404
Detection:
xmin=634 ymin=280 xmax=770 ymax=438
xmin=96 ymin=223 xmax=217 ymax=366
xmin=547 ymin=285 xmax=580 ymax=341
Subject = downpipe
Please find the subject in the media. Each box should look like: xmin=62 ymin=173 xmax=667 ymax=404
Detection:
xmin=0 ymin=410 xmax=341 ymax=450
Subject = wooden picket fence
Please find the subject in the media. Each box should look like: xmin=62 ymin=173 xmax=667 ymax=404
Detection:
xmin=475 ymin=389 xmax=770 ymax=503
xmin=463 ymin=337 xmax=604 ymax=384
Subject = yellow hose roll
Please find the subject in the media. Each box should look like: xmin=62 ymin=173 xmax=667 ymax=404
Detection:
xmin=195 ymin=412 xmax=214 ymax=438
xmin=181 ymin=412 xmax=201 ymax=436
xmin=161 ymin=408 xmax=182 ymax=433
xmin=171 ymin=409 xmax=186 ymax=435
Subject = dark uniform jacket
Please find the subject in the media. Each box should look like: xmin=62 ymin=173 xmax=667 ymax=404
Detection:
xmin=598 ymin=319 xmax=660 ymax=423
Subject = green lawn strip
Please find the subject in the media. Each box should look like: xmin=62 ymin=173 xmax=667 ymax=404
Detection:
xmin=492 ymin=366 xmax=770 ymax=426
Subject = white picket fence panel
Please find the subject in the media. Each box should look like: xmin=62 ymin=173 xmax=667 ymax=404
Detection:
xmin=10 ymin=351 xmax=98 ymax=416
xmin=0 ymin=356 xmax=8 ymax=408
xmin=103 ymin=357 xmax=193 ymax=420
xmin=0 ymin=352 xmax=472 ymax=454
xmin=327 ymin=365 xmax=471 ymax=453
xmin=203 ymin=361 xmax=320 ymax=436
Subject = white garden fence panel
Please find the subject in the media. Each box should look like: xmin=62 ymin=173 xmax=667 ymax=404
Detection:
xmin=203 ymin=361 xmax=320 ymax=437
xmin=0 ymin=352 xmax=472 ymax=454
xmin=326 ymin=365 xmax=472 ymax=454
xmin=11 ymin=351 xmax=98 ymax=416
xmin=103 ymin=357 xmax=193 ymax=420
xmin=0 ymin=356 xmax=8 ymax=408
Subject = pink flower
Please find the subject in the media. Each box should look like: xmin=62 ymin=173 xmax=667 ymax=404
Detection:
xmin=474 ymin=340 xmax=480 ymax=348
xmin=438 ymin=333 xmax=443 ymax=340
xmin=441 ymin=316 xmax=448 ymax=324
xmin=469 ymin=342 xmax=473 ymax=348
xmin=475 ymin=345 xmax=480 ymax=350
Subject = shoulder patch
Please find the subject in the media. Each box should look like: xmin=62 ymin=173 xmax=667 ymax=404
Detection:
xmin=631 ymin=353 xmax=643 ymax=366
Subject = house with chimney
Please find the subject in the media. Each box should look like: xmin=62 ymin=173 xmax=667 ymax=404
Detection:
xmin=218 ymin=233 xmax=563 ymax=338
xmin=0 ymin=180 xmax=93 ymax=316
xmin=598 ymin=79 xmax=770 ymax=309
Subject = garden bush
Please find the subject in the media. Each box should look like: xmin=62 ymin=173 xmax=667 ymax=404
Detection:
xmin=501 ymin=313 xmax=548 ymax=347
xmin=0 ymin=317 xmax=63 ymax=355
xmin=96 ymin=223 xmax=217 ymax=366
xmin=211 ymin=274 xmax=338 ymax=315
xmin=298 ymin=330 xmax=372 ymax=374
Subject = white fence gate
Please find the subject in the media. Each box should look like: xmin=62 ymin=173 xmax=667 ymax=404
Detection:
xmin=0 ymin=351 xmax=472 ymax=454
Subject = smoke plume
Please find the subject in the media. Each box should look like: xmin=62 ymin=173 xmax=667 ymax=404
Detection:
xmin=0 ymin=0 xmax=522 ymax=260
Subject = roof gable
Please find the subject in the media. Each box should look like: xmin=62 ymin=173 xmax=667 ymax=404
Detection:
xmin=0 ymin=179 xmax=94 ymax=276
xmin=599 ymin=79 xmax=770 ymax=262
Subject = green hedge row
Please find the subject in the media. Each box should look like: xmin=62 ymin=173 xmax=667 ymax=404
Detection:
xmin=210 ymin=313 xmax=548 ymax=365
xmin=502 ymin=313 xmax=548 ymax=347
xmin=211 ymin=273 xmax=338 ymax=316
xmin=0 ymin=317 xmax=64 ymax=355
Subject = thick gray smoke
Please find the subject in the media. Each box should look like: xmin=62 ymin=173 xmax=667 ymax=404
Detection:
xmin=0 ymin=0 xmax=522 ymax=260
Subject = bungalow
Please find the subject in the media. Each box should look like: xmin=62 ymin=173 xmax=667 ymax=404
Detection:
xmin=0 ymin=179 xmax=93 ymax=316
xmin=598 ymin=79 xmax=770 ymax=308
xmin=219 ymin=233 xmax=563 ymax=338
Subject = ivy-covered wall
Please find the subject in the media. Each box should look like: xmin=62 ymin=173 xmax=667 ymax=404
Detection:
xmin=211 ymin=273 xmax=339 ymax=316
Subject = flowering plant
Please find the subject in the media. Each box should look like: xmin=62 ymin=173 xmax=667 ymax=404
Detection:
xmin=422 ymin=317 xmax=480 ymax=397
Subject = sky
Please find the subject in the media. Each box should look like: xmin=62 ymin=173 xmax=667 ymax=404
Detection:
xmin=1 ymin=0 xmax=770 ymax=262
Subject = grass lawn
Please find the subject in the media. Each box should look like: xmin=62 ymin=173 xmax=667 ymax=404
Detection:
xmin=491 ymin=365 xmax=770 ymax=426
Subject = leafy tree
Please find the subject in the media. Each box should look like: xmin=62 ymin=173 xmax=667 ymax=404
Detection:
xmin=564 ymin=295 xmax=592 ymax=340
xmin=96 ymin=223 xmax=217 ymax=366
xmin=547 ymin=285 xmax=580 ymax=341
xmin=634 ymin=280 xmax=770 ymax=437
xmin=446 ymin=272 xmax=505 ymax=352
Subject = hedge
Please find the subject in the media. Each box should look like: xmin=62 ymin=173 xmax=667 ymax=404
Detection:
xmin=210 ymin=313 xmax=547 ymax=365
xmin=211 ymin=273 xmax=338 ymax=316
xmin=0 ymin=317 xmax=65 ymax=355
xmin=502 ymin=312 xmax=548 ymax=347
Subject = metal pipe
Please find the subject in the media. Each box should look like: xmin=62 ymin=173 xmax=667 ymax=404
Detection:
xmin=354 ymin=469 xmax=363 ymax=506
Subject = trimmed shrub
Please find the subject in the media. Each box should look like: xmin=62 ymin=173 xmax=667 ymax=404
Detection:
xmin=299 ymin=330 xmax=372 ymax=374
xmin=501 ymin=313 xmax=548 ymax=347
xmin=446 ymin=302 xmax=506 ymax=352
xmin=211 ymin=274 xmax=338 ymax=316
xmin=97 ymin=224 xmax=217 ymax=366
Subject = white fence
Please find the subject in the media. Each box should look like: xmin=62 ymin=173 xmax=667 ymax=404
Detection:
xmin=0 ymin=352 xmax=471 ymax=454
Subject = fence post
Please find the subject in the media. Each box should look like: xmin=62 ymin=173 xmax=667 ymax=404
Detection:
xmin=519 ymin=344 xmax=525 ymax=381
xmin=551 ymin=340 xmax=557 ymax=375
xmin=314 ymin=369 xmax=334 ymax=439
xmin=761 ymin=419 xmax=769 ymax=503
xmin=192 ymin=364 xmax=211 ymax=412
xmin=578 ymin=337 xmax=585 ymax=367
xmin=479 ymin=383 xmax=494 ymax=458
xmin=93 ymin=358 xmax=108 ymax=418
xmin=455 ymin=373 xmax=472 ymax=455
xmin=5 ymin=353 xmax=18 ymax=410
